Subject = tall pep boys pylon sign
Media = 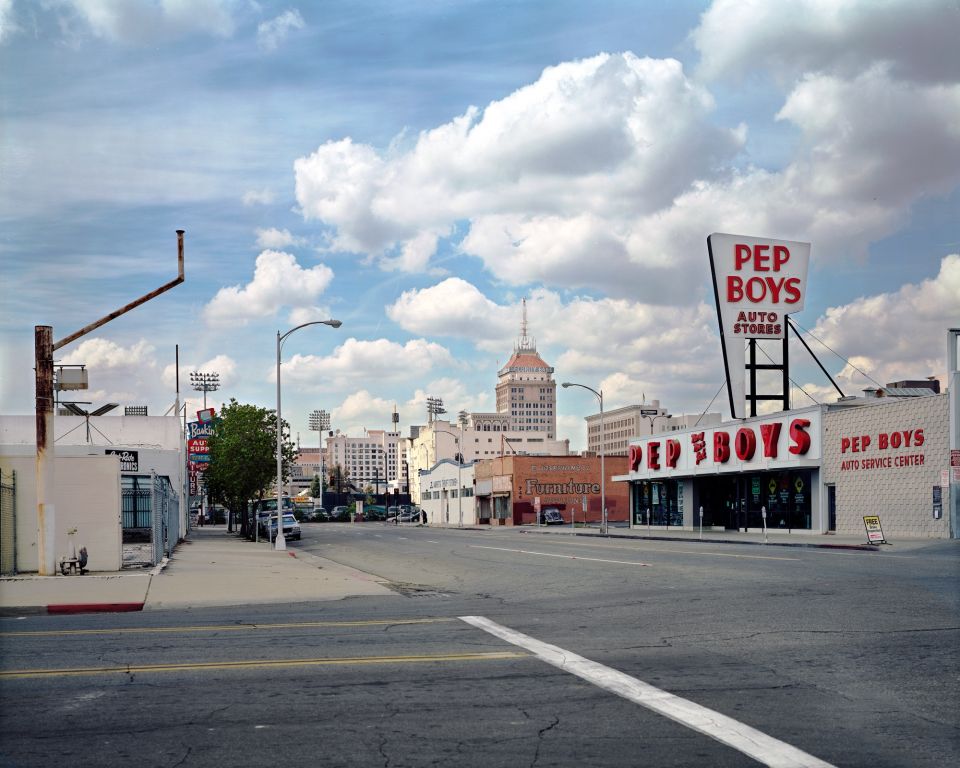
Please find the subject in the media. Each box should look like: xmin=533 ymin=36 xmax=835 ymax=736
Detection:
xmin=707 ymin=233 xmax=811 ymax=419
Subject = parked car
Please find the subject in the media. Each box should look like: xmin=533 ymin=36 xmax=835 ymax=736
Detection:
xmin=386 ymin=507 xmax=421 ymax=523
xmin=301 ymin=507 xmax=328 ymax=522
xmin=329 ymin=505 xmax=350 ymax=522
xmin=538 ymin=508 xmax=564 ymax=525
xmin=265 ymin=513 xmax=302 ymax=541
xmin=362 ymin=505 xmax=387 ymax=521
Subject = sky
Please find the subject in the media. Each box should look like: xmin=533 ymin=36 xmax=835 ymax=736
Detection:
xmin=1 ymin=0 xmax=958 ymax=452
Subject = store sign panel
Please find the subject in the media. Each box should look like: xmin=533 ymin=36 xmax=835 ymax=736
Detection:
xmin=625 ymin=411 xmax=821 ymax=479
xmin=708 ymin=233 xmax=811 ymax=419
xmin=837 ymin=427 xmax=927 ymax=471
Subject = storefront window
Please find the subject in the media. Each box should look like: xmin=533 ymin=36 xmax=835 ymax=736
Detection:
xmin=632 ymin=480 xmax=682 ymax=526
xmin=698 ymin=470 xmax=812 ymax=530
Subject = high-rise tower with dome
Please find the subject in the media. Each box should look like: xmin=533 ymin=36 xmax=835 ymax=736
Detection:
xmin=495 ymin=300 xmax=556 ymax=438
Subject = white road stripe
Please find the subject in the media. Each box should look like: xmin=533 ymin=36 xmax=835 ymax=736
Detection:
xmin=539 ymin=538 xmax=799 ymax=562
xmin=460 ymin=616 xmax=834 ymax=768
xmin=470 ymin=544 xmax=650 ymax=567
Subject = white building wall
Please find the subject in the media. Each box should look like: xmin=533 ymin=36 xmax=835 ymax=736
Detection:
xmin=407 ymin=420 xmax=569 ymax=503
xmin=418 ymin=460 xmax=477 ymax=526
xmin=822 ymin=395 xmax=950 ymax=538
xmin=0 ymin=455 xmax=122 ymax=572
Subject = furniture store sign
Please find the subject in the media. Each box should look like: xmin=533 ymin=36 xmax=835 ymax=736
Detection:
xmin=626 ymin=410 xmax=821 ymax=479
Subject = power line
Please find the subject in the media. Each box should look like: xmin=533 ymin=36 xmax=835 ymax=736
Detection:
xmin=789 ymin=319 xmax=886 ymax=391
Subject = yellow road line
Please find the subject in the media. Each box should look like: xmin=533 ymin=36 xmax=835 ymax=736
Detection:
xmin=0 ymin=651 xmax=528 ymax=679
xmin=1 ymin=617 xmax=455 ymax=639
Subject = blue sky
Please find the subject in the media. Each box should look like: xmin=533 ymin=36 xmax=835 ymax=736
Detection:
xmin=2 ymin=0 xmax=958 ymax=451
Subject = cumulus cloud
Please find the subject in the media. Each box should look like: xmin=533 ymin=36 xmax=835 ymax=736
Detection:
xmin=161 ymin=354 xmax=239 ymax=393
xmin=257 ymin=8 xmax=304 ymax=51
xmin=255 ymin=227 xmax=306 ymax=249
xmin=693 ymin=0 xmax=960 ymax=84
xmin=203 ymin=250 xmax=334 ymax=327
xmin=387 ymin=278 xmax=514 ymax=339
xmin=281 ymin=338 xmax=455 ymax=387
xmin=59 ymin=0 xmax=236 ymax=44
xmin=295 ymin=53 xmax=744 ymax=289
xmin=803 ymin=254 xmax=960 ymax=388
xmin=388 ymin=279 xmax=719 ymax=368
xmin=60 ymin=337 xmax=156 ymax=370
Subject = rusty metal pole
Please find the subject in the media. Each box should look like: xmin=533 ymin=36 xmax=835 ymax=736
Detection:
xmin=34 ymin=231 xmax=185 ymax=575
xmin=35 ymin=326 xmax=55 ymax=575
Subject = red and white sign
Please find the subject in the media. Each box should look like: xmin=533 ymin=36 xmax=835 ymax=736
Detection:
xmin=708 ymin=233 xmax=811 ymax=419
xmin=623 ymin=409 xmax=821 ymax=479
xmin=709 ymin=233 xmax=810 ymax=340
xmin=838 ymin=428 xmax=926 ymax=471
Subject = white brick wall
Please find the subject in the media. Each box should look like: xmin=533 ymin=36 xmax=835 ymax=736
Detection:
xmin=822 ymin=395 xmax=950 ymax=538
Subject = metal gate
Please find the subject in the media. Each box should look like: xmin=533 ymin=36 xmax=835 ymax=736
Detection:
xmin=0 ymin=470 xmax=16 ymax=575
xmin=151 ymin=472 xmax=181 ymax=565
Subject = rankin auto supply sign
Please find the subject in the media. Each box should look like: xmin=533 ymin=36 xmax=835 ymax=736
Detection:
xmin=623 ymin=408 xmax=821 ymax=479
xmin=708 ymin=233 xmax=811 ymax=419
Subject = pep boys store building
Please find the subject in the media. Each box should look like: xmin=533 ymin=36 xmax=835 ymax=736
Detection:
xmin=614 ymin=407 xmax=824 ymax=533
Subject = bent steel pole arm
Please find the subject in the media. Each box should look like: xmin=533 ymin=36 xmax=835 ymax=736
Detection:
xmin=54 ymin=230 xmax=186 ymax=351
xmin=35 ymin=231 xmax=185 ymax=575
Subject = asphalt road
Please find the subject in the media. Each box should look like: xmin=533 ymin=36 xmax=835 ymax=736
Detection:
xmin=1 ymin=523 xmax=957 ymax=767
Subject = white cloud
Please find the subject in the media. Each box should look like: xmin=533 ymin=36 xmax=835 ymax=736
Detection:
xmin=60 ymin=337 xmax=156 ymax=371
xmin=161 ymin=354 xmax=239 ymax=393
xmin=281 ymin=338 xmax=455 ymax=387
xmin=61 ymin=0 xmax=236 ymax=44
xmin=0 ymin=0 xmax=16 ymax=44
xmin=255 ymin=227 xmax=306 ymax=249
xmin=387 ymin=278 xmax=514 ymax=338
xmin=388 ymin=279 xmax=719 ymax=369
xmin=243 ymin=188 xmax=276 ymax=206
xmin=295 ymin=53 xmax=743 ymax=284
xmin=804 ymin=254 xmax=960 ymax=388
xmin=693 ymin=0 xmax=960 ymax=84
xmin=203 ymin=250 xmax=334 ymax=327
xmin=257 ymin=8 xmax=304 ymax=51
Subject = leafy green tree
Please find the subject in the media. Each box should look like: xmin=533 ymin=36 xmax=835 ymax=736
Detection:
xmin=309 ymin=473 xmax=323 ymax=499
xmin=205 ymin=399 xmax=297 ymax=537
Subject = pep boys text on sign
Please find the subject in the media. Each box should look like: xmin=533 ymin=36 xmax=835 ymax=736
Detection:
xmin=708 ymin=233 xmax=810 ymax=340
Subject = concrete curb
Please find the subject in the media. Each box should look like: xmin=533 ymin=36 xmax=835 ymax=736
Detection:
xmin=519 ymin=528 xmax=881 ymax=552
xmin=46 ymin=602 xmax=144 ymax=614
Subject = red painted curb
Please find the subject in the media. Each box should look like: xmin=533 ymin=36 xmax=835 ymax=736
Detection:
xmin=47 ymin=602 xmax=144 ymax=615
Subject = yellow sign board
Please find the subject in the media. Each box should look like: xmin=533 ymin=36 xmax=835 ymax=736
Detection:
xmin=863 ymin=515 xmax=886 ymax=544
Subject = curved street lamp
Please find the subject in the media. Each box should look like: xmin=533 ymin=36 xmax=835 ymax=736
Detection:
xmin=562 ymin=381 xmax=606 ymax=534
xmin=275 ymin=320 xmax=342 ymax=550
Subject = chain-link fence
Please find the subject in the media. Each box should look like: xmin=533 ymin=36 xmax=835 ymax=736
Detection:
xmin=151 ymin=472 xmax=181 ymax=565
xmin=0 ymin=470 xmax=16 ymax=575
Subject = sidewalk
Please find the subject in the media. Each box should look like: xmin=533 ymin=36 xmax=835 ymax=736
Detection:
xmin=0 ymin=527 xmax=395 ymax=617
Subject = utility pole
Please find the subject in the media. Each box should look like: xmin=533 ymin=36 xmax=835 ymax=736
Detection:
xmin=35 ymin=231 xmax=185 ymax=574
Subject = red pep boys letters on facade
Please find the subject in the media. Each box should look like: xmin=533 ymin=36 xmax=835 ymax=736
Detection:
xmin=626 ymin=408 xmax=821 ymax=479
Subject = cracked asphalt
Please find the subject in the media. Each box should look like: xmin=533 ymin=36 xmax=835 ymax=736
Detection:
xmin=1 ymin=524 xmax=957 ymax=767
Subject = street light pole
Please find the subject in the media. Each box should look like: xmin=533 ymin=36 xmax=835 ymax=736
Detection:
xmin=562 ymin=382 xmax=606 ymax=534
xmin=276 ymin=320 xmax=342 ymax=550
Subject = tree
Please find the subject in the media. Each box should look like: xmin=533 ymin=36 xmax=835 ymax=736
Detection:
xmin=309 ymin=473 xmax=322 ymax=499
xmin=329 ymin=463 xmax=350 ymax=497
xmin=205 ymin=398 xmax=297 ymax=537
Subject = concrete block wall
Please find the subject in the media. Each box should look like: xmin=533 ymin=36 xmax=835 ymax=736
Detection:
xmin=822 ymin=395 xmax=950 ymax=538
